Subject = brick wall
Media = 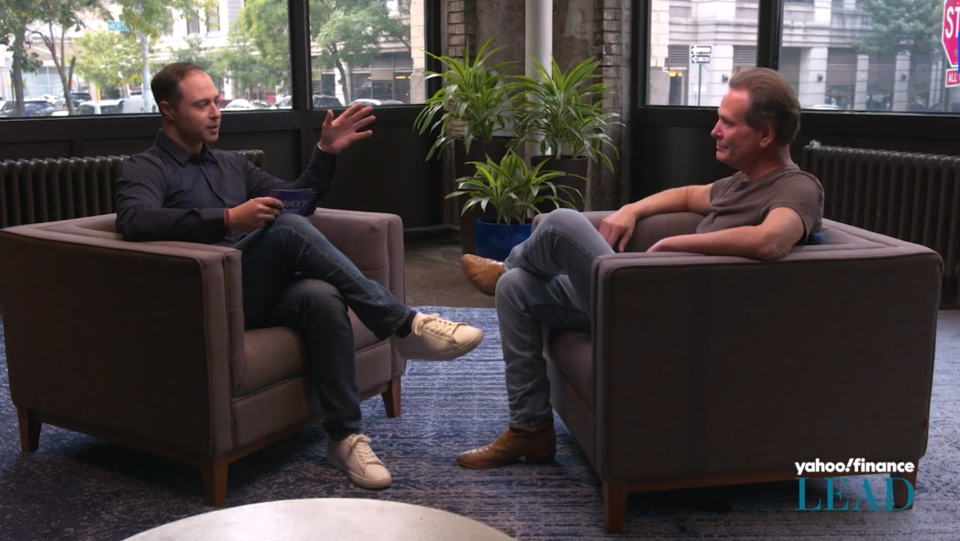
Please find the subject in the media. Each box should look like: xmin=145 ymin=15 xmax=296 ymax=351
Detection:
xmin=447 ymin=0 xmax=478 ymax=60
xmin=594 ymin=0 xmax=630 ymax=209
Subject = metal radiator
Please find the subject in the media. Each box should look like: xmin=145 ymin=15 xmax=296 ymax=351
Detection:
xmin=0 ymin=150 xmax=265 ymax=228
xmin=801 ymin=141 xmax=960 ymax=277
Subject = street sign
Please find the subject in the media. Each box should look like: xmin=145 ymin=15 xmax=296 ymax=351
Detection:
xmin=690 ymin=45 xmax=712 ymax=65
xmin=689 ymin=45 xmax=713 ymax=106
xmin=948 ymin=68 xmax=960 ymax=87
xmin=107 ymin=21 xmax=128 ymax=31
xmin=943 ymin=0 xmax=959 ymax=67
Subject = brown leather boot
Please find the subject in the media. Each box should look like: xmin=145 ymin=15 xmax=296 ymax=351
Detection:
xmin=456 ymin=419 xmax=556 ymax=469
xmin=460 ymin=254 xmax=504 ymax=297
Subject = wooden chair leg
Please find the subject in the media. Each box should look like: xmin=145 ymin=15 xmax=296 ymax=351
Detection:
xmin=201 ymin=459 xmax=229 ymax=507
xmin=17 ymin=408 xmax=40 ymax=453
xmin=603 ymin=480 xmax=628 ymax=534
xmin=893 ymin=467 xmax=918 ymax=510
xmin=382 ymin=378 xmax=401 ymax=418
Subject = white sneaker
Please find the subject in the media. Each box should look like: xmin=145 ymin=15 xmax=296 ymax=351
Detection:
xmin=394 ymin=312 xmax=484 ymax=360
xmin=326 ymin=434 xmax=392 ymax=490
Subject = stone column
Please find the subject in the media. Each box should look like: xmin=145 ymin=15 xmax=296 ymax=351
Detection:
xmin=892 ymin=52 xmax=910 ymax=112
xmin=798 ymin=47 xmax=827 ymax=107
xmin=854 ymin=54 xmax=869 ymax=110
xmin=410 ymin=0 xmax=427 ymax=103
xmin=648 ymin=0 xmax=670 ymax=106
xmin=697 ymin=45 xmax=732 ymax=107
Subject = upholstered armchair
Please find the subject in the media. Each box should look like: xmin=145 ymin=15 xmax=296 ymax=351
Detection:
xmin=0 ymin=209 xmax=405 ymax=506
xmin=535 ymin=211 xmax=941 ymax=533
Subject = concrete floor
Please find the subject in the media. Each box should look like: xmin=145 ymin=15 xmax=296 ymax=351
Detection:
xmin=403 ymin=235 xmax=495 ymax=309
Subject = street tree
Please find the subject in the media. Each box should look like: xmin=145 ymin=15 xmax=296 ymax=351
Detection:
xmin=854 ymin=0 xmax=943 ymax=108
xmin=111 ymin=0 xmax=214 ymax=112
xmin=0 ymin=0 xmax=45 ymax=116
xmin=74 ymin=28 xmax=142 ymax=98
xmin=29 ymin=0 xmax=106 ymax=114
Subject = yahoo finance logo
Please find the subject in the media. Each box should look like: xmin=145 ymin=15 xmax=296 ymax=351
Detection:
xmin=795 ymin=459 xmax=915 ymax=511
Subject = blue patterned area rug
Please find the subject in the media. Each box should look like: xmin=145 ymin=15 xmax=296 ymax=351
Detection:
xmin=1 ymin=307 xmax=960 ymax=540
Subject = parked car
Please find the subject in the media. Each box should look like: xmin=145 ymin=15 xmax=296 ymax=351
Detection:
xmin=0 ymin=99 xmax=57 ymax=118
xmin=74 ymin=100 xmax=122 ymax=115
xmin=274 ymin=95 xmax=344 ymax=109
xmin=349 ymin=98 xmax=405 ymax=107
xmin=221 ymin=99 xmax=277 ymax=111
xmin=52 ymin=92 xmax=93 ymax=111
xmin=314 ymin=95 xmax=343 ymax=108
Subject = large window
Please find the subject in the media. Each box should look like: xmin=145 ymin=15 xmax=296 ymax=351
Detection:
xmin=780 ymin=0 xmax=959 ymax=112
xmin=647 ymin=0 xmax=760 ymax=106
xmin=308 ymin=0 xmax=426 ymax=107
xmin=0 ymin=0 xmax=292 ymax=118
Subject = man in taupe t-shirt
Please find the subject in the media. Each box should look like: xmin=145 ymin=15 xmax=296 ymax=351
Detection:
xmin=455 ymin=67 xmax=824 ymax=469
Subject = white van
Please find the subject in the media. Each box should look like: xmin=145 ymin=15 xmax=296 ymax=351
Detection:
xmin=115 ymin=97 xmax=157 ymax=114
xmin=71 ymin=98 xmax=157 ymax=115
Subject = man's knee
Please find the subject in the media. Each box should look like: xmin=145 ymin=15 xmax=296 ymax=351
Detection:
xmin=271 ymin=212 xmax=334 ymax=248
xmin=495 ymin=268 xmax=538 ymax=306
xmin=273 ymin=212 xmax=313 ymax=232
xmin=539 ymin=208 xmax=588 ymax=234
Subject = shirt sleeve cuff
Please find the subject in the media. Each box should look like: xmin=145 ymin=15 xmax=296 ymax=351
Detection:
xmin=313 ymin=145 xmax=338 ymax=164
xmin=201 ymin=207 xmax=230 ymax=237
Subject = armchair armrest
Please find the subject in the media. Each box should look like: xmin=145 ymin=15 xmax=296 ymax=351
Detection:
xmin=0 ymin=222 xmax=242 ymax=457
xmin=590 ymin=230 xmax=941 ymax=481
xmin=308 ymin=208 xmax=404 ymax=301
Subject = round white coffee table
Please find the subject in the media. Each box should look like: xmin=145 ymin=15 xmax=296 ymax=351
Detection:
xmin=124 ymin=498 xmax=517 ymax=540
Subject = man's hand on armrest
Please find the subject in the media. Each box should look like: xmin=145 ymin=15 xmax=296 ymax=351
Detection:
xmin=600 ymin=184 xmax=714 ymax=253
xmin=599 ymin=206 xmax=641 ymax=253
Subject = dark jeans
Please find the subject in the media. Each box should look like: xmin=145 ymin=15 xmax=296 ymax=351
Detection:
xmin=235 ymin=213 xmax=410 ymax=438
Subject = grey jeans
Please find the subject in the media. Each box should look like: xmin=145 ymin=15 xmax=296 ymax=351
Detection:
xmin=497 ymin=209 xmax=615 ymax=428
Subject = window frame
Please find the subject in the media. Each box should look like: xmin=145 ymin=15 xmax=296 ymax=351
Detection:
xmin=632 ymin=0 xmax=960 ymax=137
xmin=0 ymin=0 xmax=442 ymax=169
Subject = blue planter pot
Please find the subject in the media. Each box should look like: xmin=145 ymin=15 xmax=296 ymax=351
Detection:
xmin=474 ymin=218 xmax=532 ymax=261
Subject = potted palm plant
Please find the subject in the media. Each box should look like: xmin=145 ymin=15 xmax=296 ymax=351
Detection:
xmin=510 ymin=56 xmax=620 ymax=211
xmin=446 ymin=150 xmax=582 ymax=261
xmin=414 ymin=34 xmax=516 ymax=254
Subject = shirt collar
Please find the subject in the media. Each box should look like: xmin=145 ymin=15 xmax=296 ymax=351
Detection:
xmin=155 ymin=129 xmax=218 ymax=165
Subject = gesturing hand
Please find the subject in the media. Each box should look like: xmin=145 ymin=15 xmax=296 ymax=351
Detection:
xmin=599 ymin=206 xmax=639 ymax=252
xmin=227 ymin=197 xmax=283 ymax=232
xmin=318 ymin=102 xmax=376 ymax=154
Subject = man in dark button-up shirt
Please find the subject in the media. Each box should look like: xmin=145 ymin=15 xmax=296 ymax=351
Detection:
xmin=115 ymin=128 xmax=338 ymax=246
xmin=116 ymin=62 xmax=485 ymax=491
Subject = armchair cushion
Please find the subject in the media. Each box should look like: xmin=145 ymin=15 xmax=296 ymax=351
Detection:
xmin=234 ymin=310 xmax=381 ymax=398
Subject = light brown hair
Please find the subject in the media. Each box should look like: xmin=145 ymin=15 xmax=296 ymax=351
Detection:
xmin=728 ymin=67 xmax=801 ymax=145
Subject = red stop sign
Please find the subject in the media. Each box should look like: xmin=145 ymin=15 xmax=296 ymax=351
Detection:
xmin=945 ymin=0 xmax=960 ymax=67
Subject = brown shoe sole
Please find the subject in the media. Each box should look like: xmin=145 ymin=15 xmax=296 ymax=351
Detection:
xmin=456 ymin=452 xmax=556 ymax=469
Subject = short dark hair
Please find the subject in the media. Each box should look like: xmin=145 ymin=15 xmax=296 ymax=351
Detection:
xmin=728 ymin=67 xmax=801 ymax=145
xmin=151 ymin=62 xmax=205 ymax=109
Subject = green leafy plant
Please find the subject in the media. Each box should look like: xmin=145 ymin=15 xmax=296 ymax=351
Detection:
xmin=510 ymin=56 xmax=621 ymax=172
xmin=414 ymin=34 xmax=516 ymax=160
xmin=445 ymin=150 xmax=582 ymax=225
